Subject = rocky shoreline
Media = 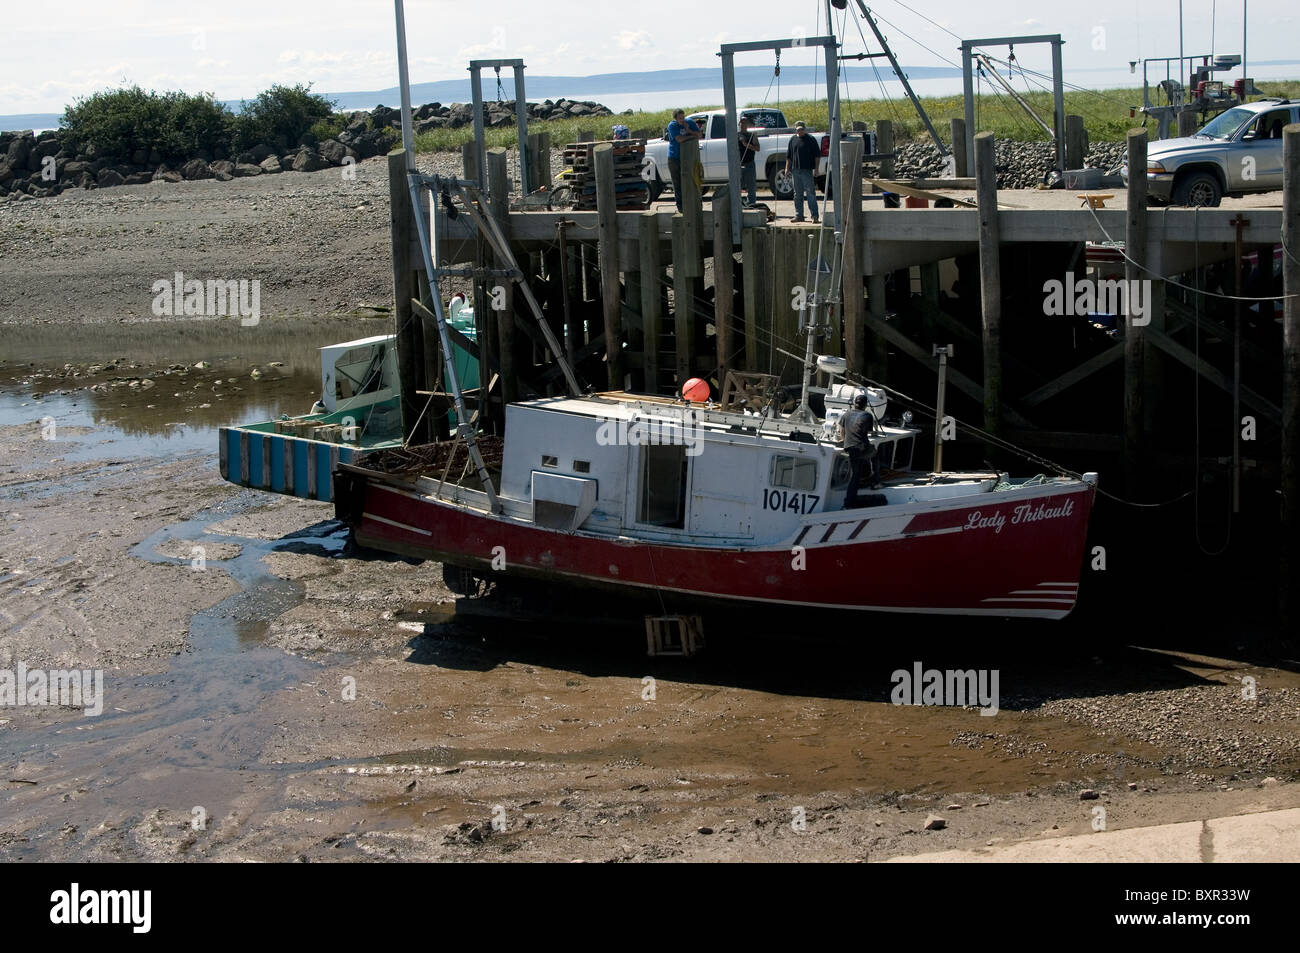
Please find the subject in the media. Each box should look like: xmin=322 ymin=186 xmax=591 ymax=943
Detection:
xmin=0 ymin=98 xmax=614 ymax=201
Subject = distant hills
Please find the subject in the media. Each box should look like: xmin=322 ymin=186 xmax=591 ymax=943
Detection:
xmin=7 ymin=59 xmax=1300 ymax=132
xmin=1 ymin=63 xmax=960 ymax=132
xmin=326 ymin=63 xmax=962 ymax=111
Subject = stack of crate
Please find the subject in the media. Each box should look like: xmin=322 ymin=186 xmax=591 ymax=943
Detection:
xmin=562 ymin=138 xmax=649 ymax=210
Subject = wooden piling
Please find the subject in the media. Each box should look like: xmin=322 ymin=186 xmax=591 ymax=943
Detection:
xmin=1177 ymin=110 xmax=1199 ymax=138
xmin=712 ymin=188 xmax=734 ymax=385
xmin=1124 ymin=128 xmax=1148 ymax=493
xmin=974 ymin=131 xmax=1003 ymax=438
xmin=875 ymin=120 xmax=895 ymax=183
xmin=672 ymin=215 xmax=693 ymax=384
xmin=742 ymin=226 xmax=770 ymax=373
xmin=949 ymin=118 xmax=968 ymax=177
xmin=594 ymin=143 xmax=624 ymax=389
xmin=527 ymin=132 xmax=552 ymax=192
xmin=638 ymin=211 xmax=663 ymax=392
xmin=1282 ymin=123 xmax=1300 ymax=626
xmin=388 ymin=147 xmax=425 ymax=443
xmin=920 ymin=261 xmax=941 ymax=341
xmin=487 ymin=149 xmax=516 ymax=409
xmin=840 ymin=134 xmax=866 ymax=374
xmin=415 ymin=269 xmax=449 ymax=440
xmin=1065 ymin=115 xmax=1086 ymax=170
xmin=463 ymin=142 xmax=492 ymax=411
xmin=679 ymin=137 xmax=703 ymax=277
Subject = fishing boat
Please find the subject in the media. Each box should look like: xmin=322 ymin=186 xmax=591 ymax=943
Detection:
xmin=335 ymin=377 xmax=1096 ymax=619
xmin=217 ymin=295 xmax=478 ymax=502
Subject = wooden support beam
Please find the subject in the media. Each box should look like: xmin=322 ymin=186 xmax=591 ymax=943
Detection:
xmin=671 ymin=214 xmax=694 ymax=386
xmin=638 ymin=211 xmax=663 ymax=393
xmin=487 ymin=149 xmax=517 ymax=412
xmin=1005 ymin=430 xmax=1122 ymax=453
xmin=1283 ymin=122 xmax=1300 ymax=626
xmin=712 ymin=187 xmax=735 ymax=386
xmin=918 ymin=260 xmax=940 ymax=340
xmin=1165 ymin=297 xmax=1273 ymax=368
xmin=388 ymin=148 xmax=426 ymax=444
xmin=860 ymin=312 xmax=1034 ymax=430
xmin=742 ymin=226 xmax=769 ymax=373
xmin=1065 ymin=115 xmax=1086 ymax=170
xmin=949 ymin=118 xmax=968 ymax=177
xmin=841 ymin=134 xmax=866 ymax=375
xmin=1124 ymin=128 xmax=1148 ymax=492
xmin=595 ymin=143 xmax=625 ymax=389
xmin=415 ymin=270 xmax=449 ymax=440
xmin=1145 ymin=326 xmax=1282 ymax=424
xmin=865 ymin=273 xmax=888 ymax=381
xmin=875 ymin=120 xmax=894 ymax=183
xmin=1020 ymin=345 xmax=1123 ymax=408
xmin=974 ymin=131 xmax=1003 ymax=440
xmin=679 ymin=137 xmax=704 ymax=278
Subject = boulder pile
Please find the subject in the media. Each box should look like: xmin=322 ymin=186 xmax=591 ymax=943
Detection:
xmin=889 ymin=139 xmax=1128 ymax=190
xmin=1 ymin=98 xmax=614 ymax=200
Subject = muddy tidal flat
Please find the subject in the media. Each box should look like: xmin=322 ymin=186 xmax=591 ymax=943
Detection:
xmin=2 ymin=162 xmax=1299 ymax=862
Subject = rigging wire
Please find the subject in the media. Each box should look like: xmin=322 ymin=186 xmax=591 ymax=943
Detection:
xmin=887 ymin=0 xmax=962 ymax=42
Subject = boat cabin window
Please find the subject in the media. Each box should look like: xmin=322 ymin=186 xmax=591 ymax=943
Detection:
xmin=769 ymin=454 xmax=818 ymax=491
xmin=542 ymin=455 xmax=558 ymax=468
xmin=638 ymin=444 xmax=687 ymax=528
xmin=573 ymin=460 xmax=591 ymax=473
xmin=334 ymin=344 xmax=387 ymax=400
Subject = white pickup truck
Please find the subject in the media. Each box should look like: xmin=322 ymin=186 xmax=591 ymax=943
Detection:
xmin=642 ymin=107 xmax=831 ymax=201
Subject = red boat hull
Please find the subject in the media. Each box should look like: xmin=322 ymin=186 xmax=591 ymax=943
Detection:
xmin=340 ymin=472 xmax=1096 ymax=619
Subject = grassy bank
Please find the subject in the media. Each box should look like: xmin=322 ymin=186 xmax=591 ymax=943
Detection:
xmin=413 ymin=81 xmax=1300 ymax=154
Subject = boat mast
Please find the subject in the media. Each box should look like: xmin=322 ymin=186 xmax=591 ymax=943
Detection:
xmin=392 ymin=0 xmax=502 ymax=512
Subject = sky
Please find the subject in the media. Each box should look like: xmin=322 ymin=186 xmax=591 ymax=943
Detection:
xmin=1 ymin=0 xmax=1296 ymax=114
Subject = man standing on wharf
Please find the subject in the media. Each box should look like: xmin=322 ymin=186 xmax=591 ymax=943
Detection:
xmin=785 ymin=120 xmax=820 ymax=222
xmin=665 ymin=109 xmax=702 ymax=212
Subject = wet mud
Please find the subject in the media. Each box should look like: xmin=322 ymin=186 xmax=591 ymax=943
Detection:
xmin=1 ymin=335 xmax=1299 ymax=862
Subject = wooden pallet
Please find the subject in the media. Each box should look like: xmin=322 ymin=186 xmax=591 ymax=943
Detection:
xmin=562 ymin=138 xmax=649 ymax=210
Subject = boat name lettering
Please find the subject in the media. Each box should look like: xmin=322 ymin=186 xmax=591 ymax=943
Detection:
xmin=964 ymin=498 xmax=1075 ymax=534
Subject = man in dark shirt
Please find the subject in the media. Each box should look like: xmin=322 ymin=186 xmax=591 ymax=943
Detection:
xmin=784 ymin=121 xmax=821 ymax=222
xmin=737 ymin=116 xmax=760 ymax=207
xmin=665 ymin=109 xmax=702 ymax=212
xmin=841 ymin=392 xmax=880 ymax=506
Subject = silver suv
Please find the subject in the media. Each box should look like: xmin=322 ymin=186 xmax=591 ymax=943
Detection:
xmin=1122 ymin=98 xmax=1298 ymax=206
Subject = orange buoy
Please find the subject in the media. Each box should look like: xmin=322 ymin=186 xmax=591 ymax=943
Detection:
xmin=681 ymin=378 xmax=710 ymax=403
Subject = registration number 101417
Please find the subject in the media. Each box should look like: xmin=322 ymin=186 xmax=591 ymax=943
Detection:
xmin=762 ymin=488 xmax=820 ymax=514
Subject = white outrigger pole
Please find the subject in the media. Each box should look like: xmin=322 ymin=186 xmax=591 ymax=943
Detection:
xmin=392 ymin=1 xmax=581 ymax=515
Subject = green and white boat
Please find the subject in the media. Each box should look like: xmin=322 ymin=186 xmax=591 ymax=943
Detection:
xmin=218 ymin=295 xmax=478 ymax=502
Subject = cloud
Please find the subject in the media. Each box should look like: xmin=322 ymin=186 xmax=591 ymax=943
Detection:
xmin=616 ymin=30 xmax=652 ymax=51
